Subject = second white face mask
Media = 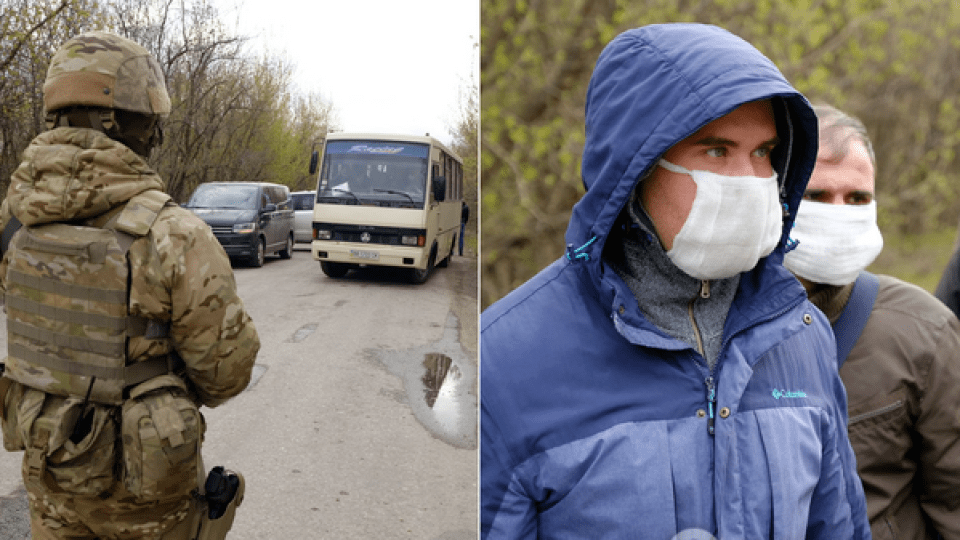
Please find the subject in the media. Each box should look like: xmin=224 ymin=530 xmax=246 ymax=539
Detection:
xmin=783 ymin=200 xmax=884 ymax=286
xmin=659 ymin=159 xmax=782 ymax=280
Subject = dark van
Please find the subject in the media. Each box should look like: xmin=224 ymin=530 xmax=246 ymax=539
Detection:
xmin=185 ymin=182 xmax=295 ymax=267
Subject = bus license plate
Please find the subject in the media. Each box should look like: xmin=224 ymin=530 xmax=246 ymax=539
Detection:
xmin=350 ymin=249 xmax=379 ymax=260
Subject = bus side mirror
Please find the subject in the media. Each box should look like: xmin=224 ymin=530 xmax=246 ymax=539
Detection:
xmin=432 ymin=176 xmax=446 ymax=202
xmin=309 ymin=151 xmax=319 ymax=175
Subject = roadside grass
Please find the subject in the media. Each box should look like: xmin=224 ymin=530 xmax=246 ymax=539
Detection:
xmin=869 ymin=227 xmax=956 ymax=293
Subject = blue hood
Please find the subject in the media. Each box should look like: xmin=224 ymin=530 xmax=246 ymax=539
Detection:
xmin=565 ymin=23 xmax=818 ymax=279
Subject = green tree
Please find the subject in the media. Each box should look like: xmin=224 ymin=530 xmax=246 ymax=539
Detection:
xmin=450 ymin=56 xmax=479 ymax=256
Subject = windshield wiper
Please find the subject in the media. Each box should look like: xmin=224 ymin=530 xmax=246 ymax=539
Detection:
xmin=331 ymin=188 xmax=364 ymax=204
xmin=373 ymin=189 xmax=416 ymax=204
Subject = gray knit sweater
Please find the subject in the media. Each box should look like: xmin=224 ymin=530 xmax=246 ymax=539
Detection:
xmin=607 ymin=194 xmax=739 ymax=370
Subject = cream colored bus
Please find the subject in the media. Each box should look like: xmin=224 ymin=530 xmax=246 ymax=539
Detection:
xmin=308 ymin=133 xmax=464 ymax=283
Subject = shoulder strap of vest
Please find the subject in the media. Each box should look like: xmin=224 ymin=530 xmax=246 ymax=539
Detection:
xmin=102 ymin=191 xmax=174 ymax=340
xmin=834 ymin=271 xmax=879 ymax=368
xmin=114 ymin=192 xmax=178 ymax=382
xmin=111 ymin=190 xmax=172 ymax=238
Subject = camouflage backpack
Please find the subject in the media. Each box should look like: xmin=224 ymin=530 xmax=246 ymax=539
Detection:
xmin=3 ymin=190 xmax=176 ymax=406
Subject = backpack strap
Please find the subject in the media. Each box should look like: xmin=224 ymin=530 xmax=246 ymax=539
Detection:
xmin=834 ymin=271 xmax=879 ymax=368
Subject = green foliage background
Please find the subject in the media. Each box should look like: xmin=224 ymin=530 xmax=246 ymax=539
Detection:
xmin=481 ymin=0 xmax=960 ymax=308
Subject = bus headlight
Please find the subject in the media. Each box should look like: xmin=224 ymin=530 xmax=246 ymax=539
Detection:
xmin=401 ymin=235 xmax=424 ymax=246
xmin=233 ymin=222 xmax=256 ymax=234
xmin=316 ymin=229 xmax=333 ymax=240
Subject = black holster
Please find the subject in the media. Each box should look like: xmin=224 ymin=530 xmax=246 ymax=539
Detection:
xmin=203 ymin=466 xmax=241 ymax=520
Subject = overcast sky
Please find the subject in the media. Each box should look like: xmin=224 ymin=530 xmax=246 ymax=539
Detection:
xmin=215 ymin=0 xmax=478 ymax=146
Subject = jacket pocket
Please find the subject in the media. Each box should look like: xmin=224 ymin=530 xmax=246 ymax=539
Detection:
xmin=121 ymin=374 xmax=202 ymax=501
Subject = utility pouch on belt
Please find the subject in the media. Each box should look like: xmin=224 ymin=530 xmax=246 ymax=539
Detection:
xmin=122 ymin=374 xmax=202 ymax=501
xmin=13 ymin=388 xmax=118 ymax=496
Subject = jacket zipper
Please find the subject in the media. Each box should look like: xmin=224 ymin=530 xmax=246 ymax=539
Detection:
xmin=687 ymin=280 xmax=710 ymax=357
xmin=848 ymin=400 xmax=903 ymax=425
xmin=699 ymin=279 xmax=809 ymax=437
xmin=705 ymin=376 xmax=717 ymax=435
xmin=689 ymin=280 xmax=718 ymax=436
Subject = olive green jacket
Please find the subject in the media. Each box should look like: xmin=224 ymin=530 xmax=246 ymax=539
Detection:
xmin=1 ymin=127 xmax=259 ymax=407
xmin=808 ymin=274 xmax=960 ymax=540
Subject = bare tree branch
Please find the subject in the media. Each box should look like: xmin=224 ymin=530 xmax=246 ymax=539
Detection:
xmin=0 ymin=0 xmax=69 ymax=88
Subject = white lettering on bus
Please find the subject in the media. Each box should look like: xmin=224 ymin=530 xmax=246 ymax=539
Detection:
xmin=347 ymin=145 xmax=404 ymax=155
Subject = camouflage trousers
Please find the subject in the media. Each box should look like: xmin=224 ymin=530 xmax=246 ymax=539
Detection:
xmin=27 ymin=483 xmax=202 ymax=539
xmin=23 ymin=427 xmax=205 ymax=539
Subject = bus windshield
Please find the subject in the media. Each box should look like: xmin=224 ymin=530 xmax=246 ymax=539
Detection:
xmin=317 ymin=140 xmax=429 ymax=208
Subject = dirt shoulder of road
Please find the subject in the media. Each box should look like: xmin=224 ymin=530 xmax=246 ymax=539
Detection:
xmin=450 ymin=254 xmax=478 ymax=357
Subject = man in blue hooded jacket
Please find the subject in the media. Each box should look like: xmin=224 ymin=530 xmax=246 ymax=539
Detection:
xmin=480 ymin=24 xmax=870 ymax=539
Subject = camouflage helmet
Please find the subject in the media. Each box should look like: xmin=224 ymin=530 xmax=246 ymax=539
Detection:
xmin=44 ymin=31 xmax=171 ymax=117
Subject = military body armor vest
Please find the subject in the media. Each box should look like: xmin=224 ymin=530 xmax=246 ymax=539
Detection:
xmin=4 ymin=190 xmax=174 ymax=405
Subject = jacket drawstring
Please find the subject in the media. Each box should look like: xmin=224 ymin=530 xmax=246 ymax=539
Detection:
xmin=566 ymin=236 xmax=598 ymax=262
xmin=782 ymin=203 xmax=800 ymax=253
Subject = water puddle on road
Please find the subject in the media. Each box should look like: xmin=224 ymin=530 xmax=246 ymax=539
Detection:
xmin=422 ymin=352 xmax=454 ymax=408
xmin=371 ymin=312 xmax=477 ymax=449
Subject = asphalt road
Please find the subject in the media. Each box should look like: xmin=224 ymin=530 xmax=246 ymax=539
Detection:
xmin=0 ymin=245 xmax=478 ymax=539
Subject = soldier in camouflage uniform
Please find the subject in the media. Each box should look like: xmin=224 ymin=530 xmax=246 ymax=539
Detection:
xmin=0 ymin=31 xmax=259 ymax=539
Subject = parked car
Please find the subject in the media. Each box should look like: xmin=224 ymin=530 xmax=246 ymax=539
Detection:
xmin=291 ymin=190 xmax=315 ymax=244
xmin=185 ymin=182 xmax=295 ymax=267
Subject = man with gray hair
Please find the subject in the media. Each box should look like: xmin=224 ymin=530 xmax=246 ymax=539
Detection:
xmin=785 ymin=103 xmax=960 ymax=540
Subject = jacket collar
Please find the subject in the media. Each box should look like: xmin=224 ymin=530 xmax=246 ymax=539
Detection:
xmin=804 ymin=281 xmax=856 ymax=324
xmin=8 ymin=127 xmax=165 ymax=226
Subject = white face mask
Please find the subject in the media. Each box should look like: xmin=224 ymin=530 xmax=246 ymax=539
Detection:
xmin=658 ymin=159 xmax=782 ymax=280
xmin=783 ymin=200 xmax=883 ymax=286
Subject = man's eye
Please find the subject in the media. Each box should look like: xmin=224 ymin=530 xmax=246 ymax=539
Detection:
xmin=706 ymin=147 xmax=726 ymax=158
xmin=848 ymin=193 xmax=874 ymax=205
xmin=753 ymin=147 xmax=771 ymax=158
